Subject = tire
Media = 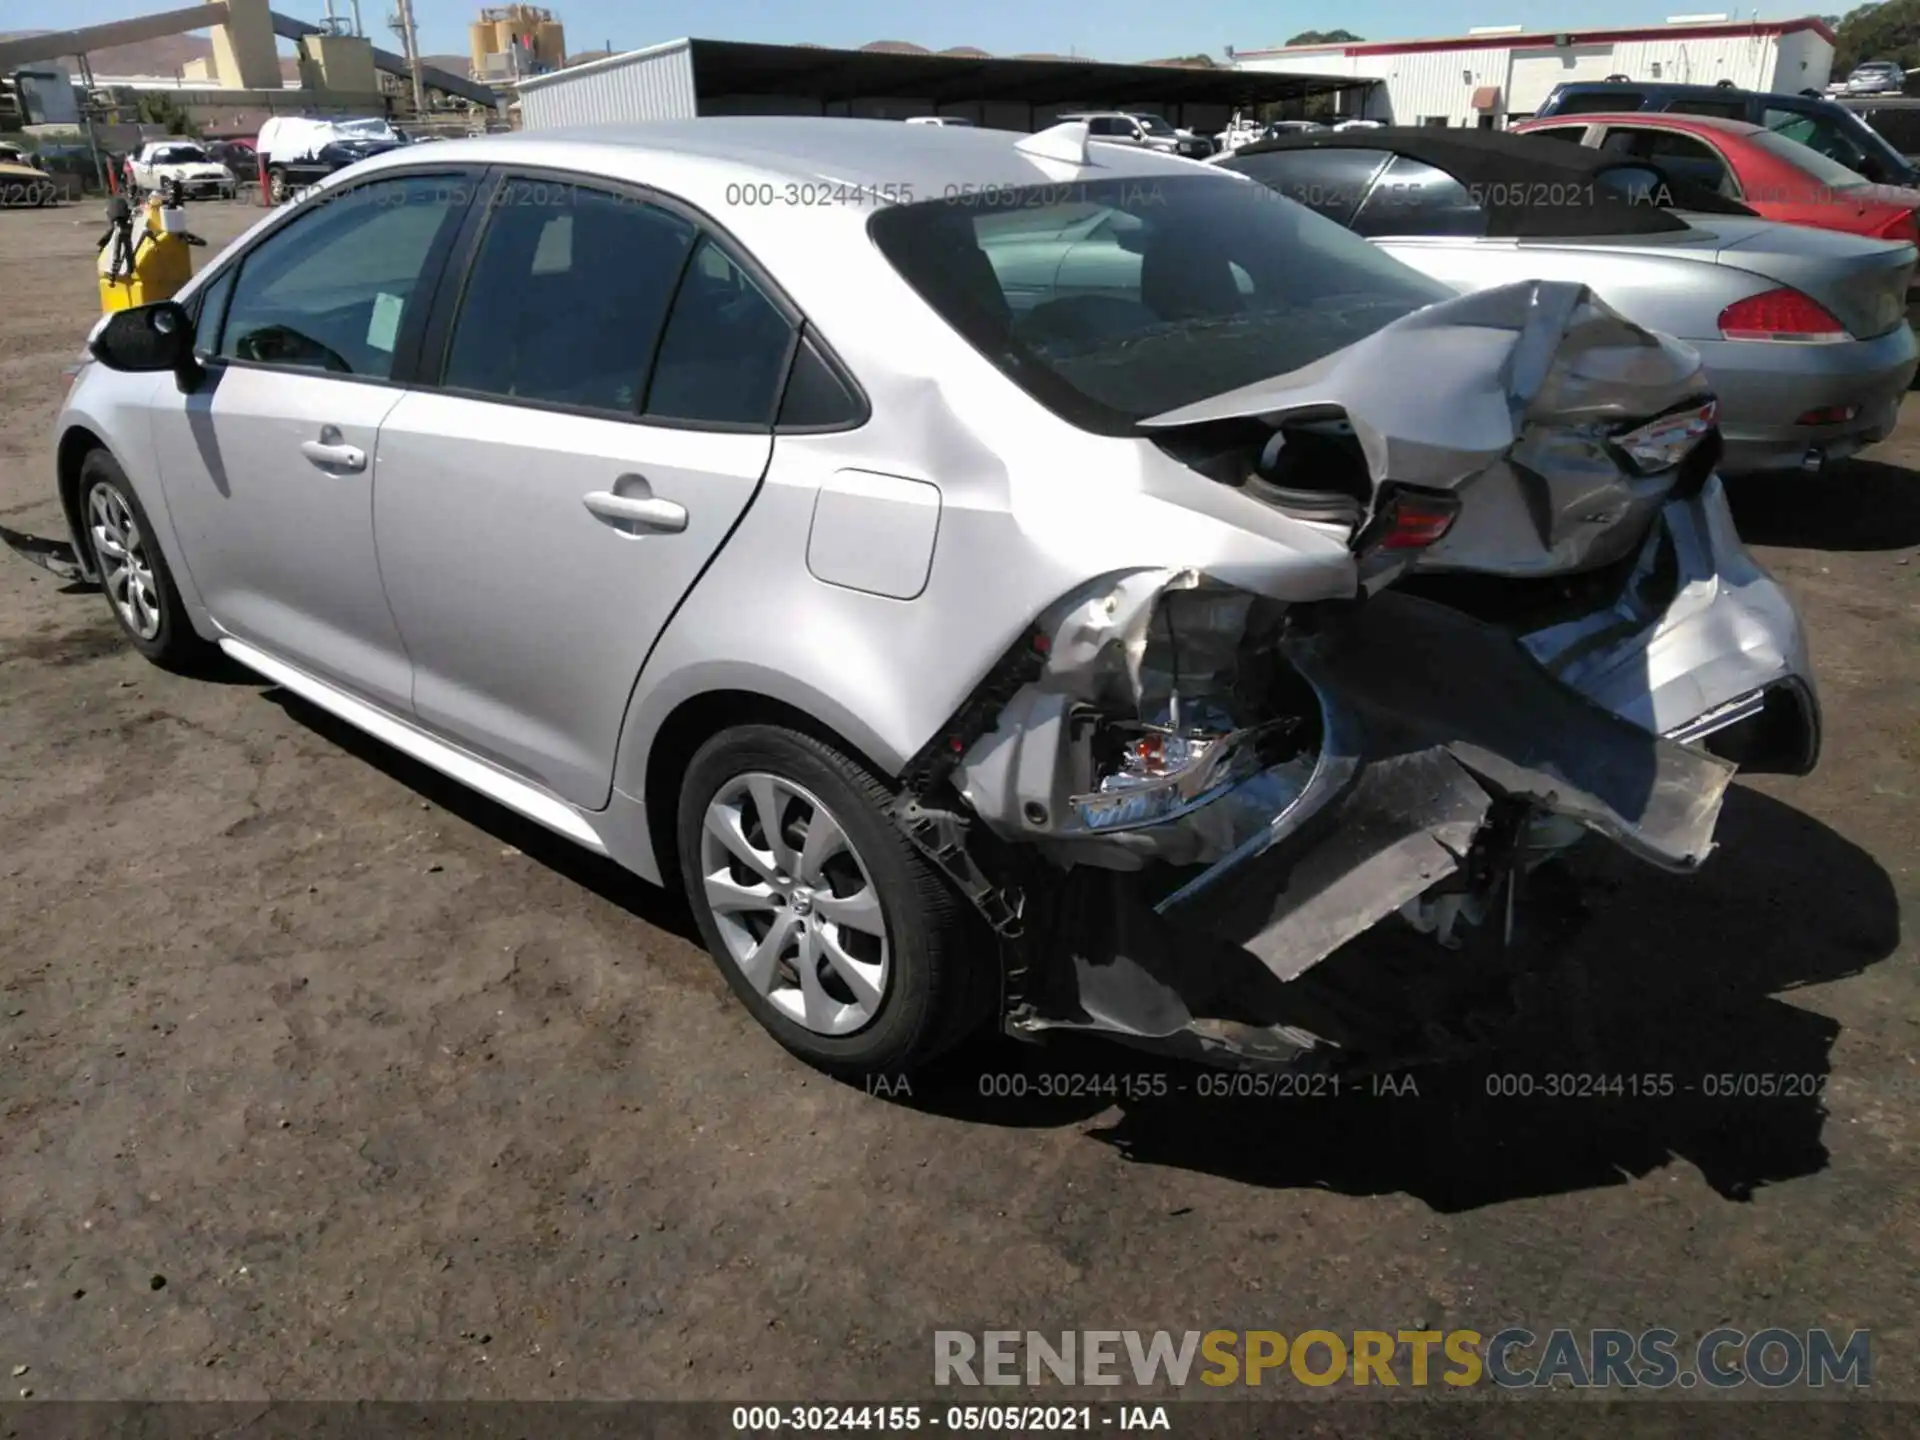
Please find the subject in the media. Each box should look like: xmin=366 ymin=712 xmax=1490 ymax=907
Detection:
xmin=77 ymin=449 xmax=214 ymax=672
xmin=676 ymin=724 xmax=995 ymax=1076
xmin=267 ymin=167 xmax=290 ymax=205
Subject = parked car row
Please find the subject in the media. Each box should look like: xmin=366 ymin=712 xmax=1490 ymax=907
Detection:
xmin=1212 ymin=126 xmax=1917 ymax=478
xmin=34 ymin=116 xmax=1832 ymax=1081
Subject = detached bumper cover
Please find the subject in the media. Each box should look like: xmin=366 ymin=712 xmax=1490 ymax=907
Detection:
xmin=1017 ymin=477 xmax=1819 ymax=1068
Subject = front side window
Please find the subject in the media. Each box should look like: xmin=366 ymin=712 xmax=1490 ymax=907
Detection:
xmin=442 ymin=180 xmax=696 ymax=413
xmin=218 ymin=172 xmax=471 ymax=379
xmin=869 ymin=174 xmax=1455 ymax=435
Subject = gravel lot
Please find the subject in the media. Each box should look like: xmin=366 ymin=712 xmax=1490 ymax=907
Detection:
xmin=1 ymin=197 xmax=1916 ymax=1411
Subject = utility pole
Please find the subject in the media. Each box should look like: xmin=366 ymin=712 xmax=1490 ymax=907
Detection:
xmin=395 ymin=0 xmax=426 ymax=117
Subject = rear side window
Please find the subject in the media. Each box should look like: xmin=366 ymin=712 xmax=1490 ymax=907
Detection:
xmin=1554 ymin=90 xmax=1644 ymax=116
xmin=1762 ymin=108 xmax=1878 ymax=176
xmin=441 ymin=180 xmax=696 ymax=413
xmin=1601 ymin=129 xmax=1740 ymax=198
xmin=1747 ymin=129 xmax=1870 ymax=189
xmin=643 ymin=235 xmax=796 ymax=427
xmin=1861 ymin=106 xmax=1920 ymax=155
xmin=1221 ymin=148 xmax=1390 ymax=226
xmin=219 ymin=172 xmax=470 ymax=379
xmin=1521 ymin=125 xmax=1591 ymax=145
xmin=1666 ymin=98 xmax=1749 ymax=120
xmin=1350 ymin=155 xmax=1488 ymax=238
xmin=869 ymin=174 xmax=1455 ymax=436
xmin=777 ymin=331 xmax=865 ymax=430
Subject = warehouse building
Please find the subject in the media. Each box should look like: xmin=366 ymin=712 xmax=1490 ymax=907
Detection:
xmin=1231 ymin=15 xmax=1837 ymax=130
xmin=513 ymin=36 xmax=1362 ymax=133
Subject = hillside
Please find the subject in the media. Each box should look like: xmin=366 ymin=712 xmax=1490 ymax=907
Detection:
xmin=2 ymin=30 xmax=470 ymax=82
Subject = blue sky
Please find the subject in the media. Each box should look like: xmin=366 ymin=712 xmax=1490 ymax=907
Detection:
xmin=37 ymin=0 xmax=1831 ymax=63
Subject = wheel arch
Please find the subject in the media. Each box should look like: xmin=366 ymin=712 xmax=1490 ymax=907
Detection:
xmin=56 ymin=424 xmax=108 ymax=578
xmin=639 ymin=685 xmax=902 ymax=891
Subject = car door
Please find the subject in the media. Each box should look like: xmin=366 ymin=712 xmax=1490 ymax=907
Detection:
xmin=370 ymin=173 xmax=795 ymax=810
xmin=148 ymin=169 xmax=476 ymax=710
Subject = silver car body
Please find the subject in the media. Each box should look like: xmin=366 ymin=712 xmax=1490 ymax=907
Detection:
xmin=1214 ymin=146 xmax=1918 ymax=474
xmin=44 ymin=119 xmax=1821 ymax=1069
xmin=1369 ymin=217 xmax=1918 ymax=475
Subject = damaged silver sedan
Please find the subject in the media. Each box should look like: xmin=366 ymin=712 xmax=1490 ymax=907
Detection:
xmin=28 ymin=120 xmax=1818 ymax=1078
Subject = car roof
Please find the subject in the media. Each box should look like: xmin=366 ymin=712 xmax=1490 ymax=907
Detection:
xmin=1522 ymin=112 xmax=1765 ymax=137
xmin=1554 ymin=80 xmax=1759 ymax=99
xmin=355 ymin=116 xmax=1205 ymax=196
xmin=1227 ymin=126 xmax=1757 ymax=234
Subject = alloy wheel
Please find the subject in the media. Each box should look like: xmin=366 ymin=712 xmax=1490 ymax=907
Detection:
xmin=87 ymin=481 xmax=162 ymax=641
xmin=698 ymin=771 xmax=891 ymax=1036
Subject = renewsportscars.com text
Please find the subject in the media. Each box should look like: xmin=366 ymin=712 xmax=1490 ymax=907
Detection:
xmin=934 ymin=1328 xmax=1870 ymax=1389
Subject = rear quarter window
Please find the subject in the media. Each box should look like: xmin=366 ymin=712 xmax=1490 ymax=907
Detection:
xmin=1553 ymin=90 xmax=1645 ymax=116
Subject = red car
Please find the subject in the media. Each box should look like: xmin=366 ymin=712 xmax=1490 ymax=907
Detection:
xmin=1510 ymin=111 xmax=1920 ymax=245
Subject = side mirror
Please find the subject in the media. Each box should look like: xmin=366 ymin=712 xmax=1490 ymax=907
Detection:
xmin=89 ymin=301 xmax=203 ymax=390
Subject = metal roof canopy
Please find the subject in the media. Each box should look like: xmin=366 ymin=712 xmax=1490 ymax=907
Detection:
xmin=533 ymin=37 xmax=1363 ymax=110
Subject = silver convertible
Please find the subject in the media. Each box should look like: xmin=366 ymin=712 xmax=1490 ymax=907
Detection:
xmin=43 ymin=118 xmax=1820 ymax=1076
xmin=1214 ymin=128 xmax=1920 ymax=478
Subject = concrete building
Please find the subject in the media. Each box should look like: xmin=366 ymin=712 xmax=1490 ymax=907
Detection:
xmin=513 ymin=36 xmax=1360 ymax=134
xmin=1231 ymin=15 xmax=1837 ymax=130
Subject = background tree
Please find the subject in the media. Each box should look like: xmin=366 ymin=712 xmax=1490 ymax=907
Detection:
xmin=1285 ymin=29 xmax=1363 ymax=45
xmin=1831 ymin=0 xmax=1920 ymax=78
xmin=134 ymin=92 xmax=195 ymax=136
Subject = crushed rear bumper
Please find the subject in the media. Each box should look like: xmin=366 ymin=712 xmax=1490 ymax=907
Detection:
xmin=1012 ymin=476 xmax=1819 ymax=1070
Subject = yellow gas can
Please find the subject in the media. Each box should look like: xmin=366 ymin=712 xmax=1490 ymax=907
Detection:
xmin=97 ymin=191 xmax=203 ymax=313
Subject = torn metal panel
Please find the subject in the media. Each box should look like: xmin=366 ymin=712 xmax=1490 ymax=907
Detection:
xmin=1287 ymin=589 xmax=1736 ymax=871
xmin=1138 ymin=279 xmax=1712 ymax=580
xmin=1166 ymin=749 xmax=1495 ymax=984
xmin=0 ymin=524 xmax=87 ymax=584
xmin=1519 ymin=477 xmax=1820 ymax=765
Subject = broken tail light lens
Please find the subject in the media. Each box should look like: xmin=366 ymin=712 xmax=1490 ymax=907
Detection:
xmin=1717 ymin=289 xmax=1850 ymax=342
xmin=1373 ymin=489 xmax=1462 ymax=551
xmin=1612 ymin=398 xmax=1718 ymax=474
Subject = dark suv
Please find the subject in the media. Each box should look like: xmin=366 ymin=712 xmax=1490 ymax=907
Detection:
xmin=1532 ymin=81 xmax=1920 ymax=187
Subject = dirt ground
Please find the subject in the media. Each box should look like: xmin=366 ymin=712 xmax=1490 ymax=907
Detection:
xmin=1 ymin=197 xmax=1916 ymax=1410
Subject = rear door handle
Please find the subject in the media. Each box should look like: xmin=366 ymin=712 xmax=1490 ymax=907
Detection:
xmin=582 ymin=490 xmax=688 ymax=533
xmin=300 ymin=440 xmax=366 ymax=472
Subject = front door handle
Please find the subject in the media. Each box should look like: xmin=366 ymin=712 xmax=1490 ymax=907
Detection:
xmin=300 ymin=439 xmax=366 ymax=472
xmin=582 ymin=490 xmax=688 ymax=533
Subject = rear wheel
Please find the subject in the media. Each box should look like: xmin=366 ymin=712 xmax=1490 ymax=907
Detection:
xmin=267 ymin=167 xmax=290 ymax=205
xmin=78 ymin=450 xmax=214 ymax=672
xmin=676 ymin=724 xmax=995 ymax=1076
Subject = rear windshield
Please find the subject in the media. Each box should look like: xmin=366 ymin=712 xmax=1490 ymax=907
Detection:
xmin=1748 ymin=130 xmax=1871 ymax=189
xmin=867 ymin=174 xmax=1455 ymax=435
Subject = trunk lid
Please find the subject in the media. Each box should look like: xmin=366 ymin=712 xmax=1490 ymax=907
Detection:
xmin=1699 ymin=216 xmax=1916 ymax=339
xmin=1140 ymin=278 xmax=1716 ymax=580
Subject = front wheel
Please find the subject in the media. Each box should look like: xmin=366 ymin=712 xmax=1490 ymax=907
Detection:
xmin=78 ymin=449 xmax=215 ymax=672
xmin=676 ymin=724 xmax=995 ymax=1076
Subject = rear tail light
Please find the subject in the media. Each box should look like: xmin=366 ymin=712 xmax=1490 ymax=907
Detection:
xmin=1372 ymin=488 xmax=1462 ymax=551
xmin=1875 ymin=208 xmax=1920 ymax=243
xmin=1795 ymin=403 xmax=1859 ymax=426
xmin=1718 ymin=289 xmax=1850 ymax=342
